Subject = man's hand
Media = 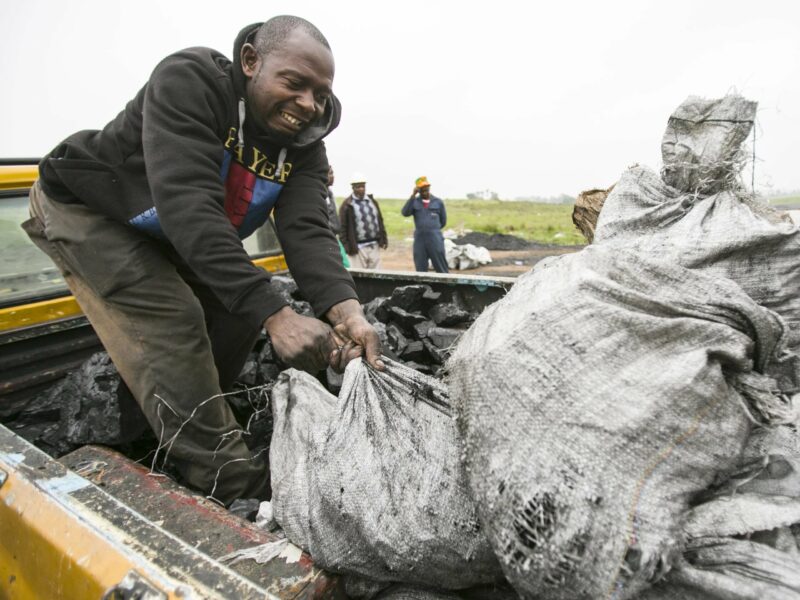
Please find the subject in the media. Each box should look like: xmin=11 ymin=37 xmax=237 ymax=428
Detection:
xmin=264 ymin=306 xmax=337 ymax=373
xmin=326 ymin=299 xmax=385 ymax=372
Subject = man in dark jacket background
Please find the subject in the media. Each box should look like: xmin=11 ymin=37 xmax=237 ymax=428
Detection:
xmin=402 ymin=176 xmax=449 ymax=273
xmin=339 ymin=173 xmax=388 ymax=269
xmin=23 ymin=16 xmax=383 ymax=505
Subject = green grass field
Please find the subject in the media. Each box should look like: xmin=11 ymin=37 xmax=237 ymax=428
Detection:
xmin=373 ymin=198 xmax=585 ymax=246
xmin=768 ymin=195 xmax=800 ymax=206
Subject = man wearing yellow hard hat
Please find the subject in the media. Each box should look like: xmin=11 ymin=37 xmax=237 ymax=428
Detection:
xmin=401 ymin=176 xmax=449 ymax=273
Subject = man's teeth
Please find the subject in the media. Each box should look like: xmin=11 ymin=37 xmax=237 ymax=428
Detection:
xmin=281 ymin=112 xmax=301 ymax=125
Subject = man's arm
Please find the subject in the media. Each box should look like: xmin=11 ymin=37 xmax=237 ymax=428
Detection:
xmin=141 ymin=51 xmax=287 ymax=329
xmin=270 ymin=146 xmax=385 ymax=371
xmin=273 ymin=146 xmax=358 ymax=318
xmin=401 ymin=187 xmax=418 ymax=217
xmin=439 ymin=197 xmax=447 ymax=229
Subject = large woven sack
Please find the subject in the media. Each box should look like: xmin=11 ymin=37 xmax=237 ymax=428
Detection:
xmin=270 ymin=358 xmax=503 ymax=588
xmin=636 ymin=537 xmax=800 ymax=600
xmin=269 ymin=367 xmax=337 ymax=547
xmin=448 ymin=245 xmax=798 ymax=599
xmin=660 ymin=95 xmax=757 ymax=195
xmin=593 ymin=166 xmax=800 ymax=347
xmin=594 ymin=96 xmax=800 ymax=347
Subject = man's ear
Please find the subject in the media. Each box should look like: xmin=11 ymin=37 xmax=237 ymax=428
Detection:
xmin=240 ymin=43 xmax=260 ymax=78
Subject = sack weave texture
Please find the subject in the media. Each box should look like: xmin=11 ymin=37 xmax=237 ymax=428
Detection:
xmin=270 ymin=358 xmax=503 ymax=588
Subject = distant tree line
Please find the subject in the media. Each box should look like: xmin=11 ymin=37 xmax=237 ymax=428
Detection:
xmin=513 ymin=193 xmax=576 ymax=204
xmin=464 ymin=189 xmax=577 ymax=204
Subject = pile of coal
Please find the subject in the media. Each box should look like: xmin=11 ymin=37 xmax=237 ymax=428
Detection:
xmin=361 ymin=284 xmax=475 ymax=377
xmin=7 ymin=352 xmax=151 ymax=457
xmin=454 ymin=231 xmax=538 ymax=251
xmin=7 ymin=275 xmax=477 ymax=463
xmin=247 ymin=276 xmax=477 ymax=382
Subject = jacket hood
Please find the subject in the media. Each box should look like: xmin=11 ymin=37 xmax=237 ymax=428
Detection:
xmin=232 ymin=22 xmax=341 ymax=149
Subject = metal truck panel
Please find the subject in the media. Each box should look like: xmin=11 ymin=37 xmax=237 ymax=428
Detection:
xmin=0 ymin=422 xmax=281 ymax=599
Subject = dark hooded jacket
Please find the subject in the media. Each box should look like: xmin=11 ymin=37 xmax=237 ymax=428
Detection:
xmin=37 ymin=23 xmax=356 ymax=328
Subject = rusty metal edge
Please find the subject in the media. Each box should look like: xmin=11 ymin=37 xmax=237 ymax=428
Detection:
xmin=0 ymin=422 xmax=280 ymax=599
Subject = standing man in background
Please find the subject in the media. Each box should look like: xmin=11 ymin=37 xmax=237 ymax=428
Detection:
xmin=402 ymin=176 xmax=449 ymax=273
xmin=339 ymin=173 xmax=387 ymax=269
xmin=325 ymin=166 xmax=349 ymax=267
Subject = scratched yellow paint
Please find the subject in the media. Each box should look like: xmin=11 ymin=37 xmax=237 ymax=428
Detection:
xmin=0 ymin=465 xmax=180 ymax=598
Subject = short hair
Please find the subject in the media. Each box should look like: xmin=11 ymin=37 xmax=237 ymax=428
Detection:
xmin=254 ymin=15 xmax=330 ymax=57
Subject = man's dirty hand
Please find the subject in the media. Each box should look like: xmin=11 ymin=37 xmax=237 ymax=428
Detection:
xmin=326 ymin=299 xmax=385 ymax=372
xmin=264 ymin=307 xmax=337 ymax=373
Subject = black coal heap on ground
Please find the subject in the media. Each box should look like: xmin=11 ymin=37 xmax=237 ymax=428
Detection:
xmin=453 ymin=231 xmax=542 ymax=251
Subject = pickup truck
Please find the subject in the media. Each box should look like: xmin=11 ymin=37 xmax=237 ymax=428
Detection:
xmin=0 ymin=160 xmax=514 ymax=599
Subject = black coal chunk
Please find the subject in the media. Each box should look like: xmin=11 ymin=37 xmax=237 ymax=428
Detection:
xmin=290 ymin=300 xmax=314 ymax=317
xmin=401 ymin=360 xmax=433 ymax=375
xmin=14 ymin=352 xmax=151 ymax=456
xmin=387 ymin=306 xmax=428 ymax=333
xmin=386 ymin=323 xmax=409 ymax=355
xmin=228 ymin=498 xmax=261 ymax=521
xmin=237 ymin=358 xmax=260 ymax=386
xmin=427 ymin=326 xmax=464 ymax=349
xmin=363 ymin=296 xmax=391 ymax=323
xmin=413 ymin=319 xmax=435 ymax=340
xmin=269 ymin=275 xmax=300 ymax=303
xmin=423 ymin=338 xmax=448 ymax=364
xmin=400 ymin=340 xmax=427 ymax=362
xmin=429 ymin=303 xmax=473 ymax=327
xmin=386 ymin=285 xmax=439 ymax=313
xmin=235 ymin=335 xmax=284 ymax=387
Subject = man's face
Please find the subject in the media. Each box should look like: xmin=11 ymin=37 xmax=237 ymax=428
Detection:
xmin=419 ymin=186 xmax=431 ymax=200
xmin=241 ymin=29 xmax=334 ymax=138
xmin=352 ymin=183 xmax=366 ymax=197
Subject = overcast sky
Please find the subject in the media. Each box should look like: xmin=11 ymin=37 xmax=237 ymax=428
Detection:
xmin=2 ymin=0 xmax=799 ymax=199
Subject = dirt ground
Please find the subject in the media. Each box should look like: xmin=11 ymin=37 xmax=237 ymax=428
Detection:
xmin=378 ymin=239 xmax=585 ymax=278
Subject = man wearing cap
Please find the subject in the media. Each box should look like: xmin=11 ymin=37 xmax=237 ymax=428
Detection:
xmin=339 ymin=173 xmax=388 ymax=269
xmin=402 ymin=176 xmax=449 ymax=273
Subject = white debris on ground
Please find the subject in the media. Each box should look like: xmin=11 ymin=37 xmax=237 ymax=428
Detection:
xmin=444 ymin=239 xmax=492 ymax=270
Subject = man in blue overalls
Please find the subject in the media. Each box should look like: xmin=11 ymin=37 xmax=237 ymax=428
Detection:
xmin=402 ymin=176 xmax=449 ymax=273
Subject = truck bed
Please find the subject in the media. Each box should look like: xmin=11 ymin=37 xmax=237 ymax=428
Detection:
xmin=0 ymin=270 xmax=514 ymax=598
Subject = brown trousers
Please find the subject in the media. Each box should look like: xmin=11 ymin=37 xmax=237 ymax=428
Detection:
xmin=24 ymin=182 xmax=268 ymax=505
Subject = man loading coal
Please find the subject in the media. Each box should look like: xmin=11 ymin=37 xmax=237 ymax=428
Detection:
xmin=23 ymin=16 xmax=383 ymax=506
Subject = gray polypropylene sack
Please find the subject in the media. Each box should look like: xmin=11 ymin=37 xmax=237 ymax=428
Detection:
xmin=660 ymin=94 xmax=757 ymax=195
xmin=270 ymin=358 xmax=504 ymax=589
xmin=594 ymin=96 xmax=800 ymax=349
xmin=636 ymin=537 xmax=800 ymax=600
xmin=634 ymin=422 xmax=800 ymax=600
xmin=447 ymin=245 xmax=800 ymax=600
